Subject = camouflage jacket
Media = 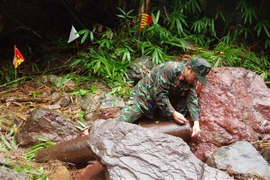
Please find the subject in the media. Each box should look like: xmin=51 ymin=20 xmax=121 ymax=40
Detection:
xmin=130 ymin=61 xmax=200 ymax=121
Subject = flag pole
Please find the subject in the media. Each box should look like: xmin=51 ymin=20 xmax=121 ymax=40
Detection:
xmin=14 ymin=67 xmax=17 ymax=80
xmin=76 ymin=38 xmax=79 ymax=52
xmin=14 ymin=45 xmax=17 ymax=80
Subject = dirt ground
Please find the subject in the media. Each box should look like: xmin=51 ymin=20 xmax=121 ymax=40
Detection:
xmin=1 ymin=79 xmax=270 ymax=180
xmin=0 ymin=79 xmax=93 ymax=179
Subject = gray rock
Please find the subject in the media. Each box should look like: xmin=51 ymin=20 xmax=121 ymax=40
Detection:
xmin=79 ymin=93 xmax=102 ymax=112
xmin=127 ymin=56 xmax=154 ymax=84
xmin=79 ymin=92 xmax=124 ymax=121
xmin=37 ymin=75 xmax=75 ymax=90
xmin=0 ymin=168 xmax=27 ymax=180
xmin=79 ymin=93 xmax=103 ymax=121
xmin=15 ymin=108 xmax=80 ymax=146
xmin=54 ymin=93 xmax=72 ymax=107
xmin=88 ymin=120 xmax=232 ymax=180
xmin=99 ymin=93 xmax=125 ymax=109
xmin=206 ymin=141 xmax=270 ymax=179
xmin=262 ymin=147 xmax=270 ymax=163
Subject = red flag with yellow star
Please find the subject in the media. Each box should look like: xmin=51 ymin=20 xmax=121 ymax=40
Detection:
xmin=139 ymin=13 xmax=153 ymax=32
xmin=13 ymin=46 xmax=24 ymax=69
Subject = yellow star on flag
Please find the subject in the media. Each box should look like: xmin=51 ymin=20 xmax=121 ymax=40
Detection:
xmin=13 ymin=46 xmax=25 ymax=69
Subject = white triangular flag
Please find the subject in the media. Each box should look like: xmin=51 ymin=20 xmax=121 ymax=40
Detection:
xmin=68 ymin=25 xmax=80 ymax=43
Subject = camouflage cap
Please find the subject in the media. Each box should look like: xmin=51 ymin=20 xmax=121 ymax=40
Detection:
xmin=189 ymin=57 xmax=211 ymax=85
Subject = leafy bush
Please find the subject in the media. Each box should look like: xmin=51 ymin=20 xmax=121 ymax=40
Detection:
xmin=71 ymin=1 xmax=269 ymax=88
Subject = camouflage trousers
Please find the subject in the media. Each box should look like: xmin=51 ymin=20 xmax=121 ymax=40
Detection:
xmin=116 ymin=96 xmax=188 ymax=123
xmin=116 ymin=100 xmax=143 ymax=123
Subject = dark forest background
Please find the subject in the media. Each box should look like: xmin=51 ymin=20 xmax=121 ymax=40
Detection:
xmin=0 ymin=0 xmax=269 ymax=87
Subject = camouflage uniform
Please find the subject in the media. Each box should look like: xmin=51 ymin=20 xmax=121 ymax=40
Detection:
xmin=117 ymin=61 xmax=200 ymax=123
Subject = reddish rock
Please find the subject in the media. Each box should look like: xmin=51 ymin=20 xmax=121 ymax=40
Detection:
xmin=97 ymin=107 xmax=121 ymax=119
xmin=194 ymin=67 xmax=270 ymax=161
xmin=75 ymin=161 xmax=106 ymax=180
xmin=48 ymin=166 xmax=70 ymax=180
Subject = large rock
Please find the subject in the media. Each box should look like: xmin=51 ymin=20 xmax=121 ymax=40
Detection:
xmin=88 ymin=120 xmax=232 ymax=179
xmin=15 ymin=108 xmax=80 ymax=146
xmin=206 ymin=141 xmax=270 ymax=179
xmin=194 ymin=67 xmax=270 ymax=161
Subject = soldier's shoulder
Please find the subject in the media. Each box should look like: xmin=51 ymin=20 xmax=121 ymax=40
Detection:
xmin=162 ymin=61 xmax=184 ymax=72
xmin=162 ymin=61 xmax=183 ymax=67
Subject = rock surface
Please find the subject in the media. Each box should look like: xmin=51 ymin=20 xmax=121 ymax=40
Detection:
xmin=127 ymin=56 xmax=154 ymax=85
xmin=262 ymin=146 xmax=270 ymax=163
xmin=206 ymin=141 xmax=270 ymax=179
xmin=75 ymin=161 xmax=106 ymax=180
xmin=88 ymin=120 xmax=232 ymax=180
xmin=13 ymin=67 xmax=270 ymax=163
xmin=79 ymin=92 xmax=125 ymax=122
xmin=194 ymin=67 xmax=270 ymax=161
xmin=47 ymin=165 xmax=70 ymax=180
xmin=0 ymin=168 xmax=27 ymax=180
xmin=15 ymin=108 xmax=80 ymax=146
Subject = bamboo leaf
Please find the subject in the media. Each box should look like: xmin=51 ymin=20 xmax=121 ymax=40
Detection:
xmin=0 ymin=136 xmax=11 ymax=150
xmin=81 ymin=30 xmax=89 ymax=44
xmin=263 ymin=24 xmax=270 ymax=38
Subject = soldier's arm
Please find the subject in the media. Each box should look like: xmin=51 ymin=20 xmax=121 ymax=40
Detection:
xmin=187 ymin=87 xmax=201 ymax=136
xmin=154 ymin=67 xmax=175 ymax=117
xmin=186 ymin=87 xmax=200 ymax=121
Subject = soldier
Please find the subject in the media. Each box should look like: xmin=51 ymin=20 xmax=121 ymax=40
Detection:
xmin=116 ymin=57 xmax=212 ymax=137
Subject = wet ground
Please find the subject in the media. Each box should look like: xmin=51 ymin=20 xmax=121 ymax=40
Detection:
xmin=1 ymin=77 xmax=269 ymax=180
xmin=0 ymin=79 xmax=91 ymax=179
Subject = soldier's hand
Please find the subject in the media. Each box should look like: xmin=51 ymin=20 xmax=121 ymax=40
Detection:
xmin=191 ymin=121 xmax=201 ymax=137
xmin=172 ymin=111 xmax=188 ymax=125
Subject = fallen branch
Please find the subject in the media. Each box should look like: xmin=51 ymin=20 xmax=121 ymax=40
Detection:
xmin=0 ymin=77 xmax=27 ymax=88
xmin=0 ymin=88 xmax=18 ymax=94
xmin=35 ymin=122 xmax=191 ymax=164
xmin=3 ymin=108 xmax=27 ymax=121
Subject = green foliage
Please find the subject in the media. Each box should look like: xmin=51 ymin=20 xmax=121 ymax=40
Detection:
xmin=77 ymin=29 xmax=95 ymax=44
xmin=70 ymin=0 xmax=269 ymax=92
xmin=167 ymin=10 xmax=188 ymax=36
xmin=25 ymin=137 xmax=55 ymax=160
xmin=236 ymin=0 xmax=258 ymax=25
xmin=75 ymin=119 xmax=87 ymax=130
xmin=140 ymin=41 xmax=166 ymax=64
xmin=0 ymin=65 xmax=16 ymax=86
xmin=184 ymin=0 xmax=203 ymax=14
xmin=31 ymin=91 xmax=42 ymax=98
xmin=242 ymin=7 xmax=258 ymax=25
xmin=70 ymin=89 xmax=90 ymax=96
xmin=54 ymin=77 xmax=71 ymax=89
xmin=0 ymin=135 xmax=13 ymax=150
xmin=0 ymin=125 xmax=17 ymax=151
xmin=116 ymin=7 xmax=134 ymax=21
xmin=192 ymin=17 xmax=215 ymax=36
xmin=70 ymin=85 xmax=97 ymax=96
xmin=195 ymin=40 xmax=270 ymax=84
xmin=47 ymin=36 xmax=68 ymax=47
xmin=115 ymin=47 xmax=132 ymax=62
xmin=15 ymin=166 xmax=47 ymax=180
xmin=254 ymin=20 xmax=270 ymax=38
xmin=0 ymin=127 xmax=48 ymax=179
xmin=110 ymin=85 xmax=131 ymax=99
